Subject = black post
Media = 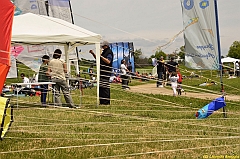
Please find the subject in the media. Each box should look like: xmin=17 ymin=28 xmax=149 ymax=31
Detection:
xmin=68 ymin=0 xmax=80 ymax=75
xmin=214 ymin=0 xmax=226 ymax=118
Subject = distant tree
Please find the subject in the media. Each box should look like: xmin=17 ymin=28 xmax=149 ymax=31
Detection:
xmin=134 ymin=48 xmax=142 ymax=61
xmin=134 ymin=49 xmax=150 ymax=68
xmin=227 ymin=41 xmax=240 ymax=59
xmin=178 ymin=46 xmax=185 ymax=59
xmin=148 ymin=50 xmax=166 ymax=64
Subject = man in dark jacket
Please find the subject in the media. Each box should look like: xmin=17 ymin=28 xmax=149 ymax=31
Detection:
xmin=156 ymin=56 xmax=165 ymax=87
xmin=89 ymin=41 xmax=113 ymax=105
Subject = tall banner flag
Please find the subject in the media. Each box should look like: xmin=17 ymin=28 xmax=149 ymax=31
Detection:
xmin=181 ymin=0 xmax=221 ymax=70
xmin=48 ymin=0 xmax=72 ymax=23
xmin=13 ymin=0 xmax=48 ymax=15
xmin=0 ymin=0 xmax=15 ymax=93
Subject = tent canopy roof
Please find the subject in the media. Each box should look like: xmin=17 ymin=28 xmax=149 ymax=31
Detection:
xmin=11 ymin=13 xmax=101 ymax=46
xmin=221 ymin=57 xmax=239 ymax=63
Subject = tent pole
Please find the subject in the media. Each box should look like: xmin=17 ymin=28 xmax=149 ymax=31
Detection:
xmin=95 ymin=43 xmax=100 ymax=107
xmin=64 ymin=44 xmax=70 ymax=86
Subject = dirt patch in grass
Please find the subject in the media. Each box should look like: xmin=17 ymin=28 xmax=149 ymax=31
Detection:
xmin=129 ymin=83 xmax=240 ymax=102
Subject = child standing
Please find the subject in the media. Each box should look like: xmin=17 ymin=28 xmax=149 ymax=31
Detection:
xmin=169 ymin=72 xmax=179 ymax=96
xmin=177 ymin=69 xmax=183 ymax=95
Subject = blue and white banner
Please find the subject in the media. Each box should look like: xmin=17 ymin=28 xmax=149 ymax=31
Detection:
xmin=48 ymin=0 xmax=72 ymax=23
xmin=181 ymin=0 xmax=221 ymax=70
xmin=13 ymin=0 xmax=48 ymax=15
xmin=110 ymin=42 xmax=135 ymax=73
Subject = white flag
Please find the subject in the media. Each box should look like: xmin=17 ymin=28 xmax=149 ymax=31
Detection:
xmin=181 ymin=0 xmax=221 ymax=70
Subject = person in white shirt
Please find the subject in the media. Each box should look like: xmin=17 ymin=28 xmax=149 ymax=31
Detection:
xmin=169 ymin=72 xmax=179 ymax=96
xmin=20 ymin=73 xmax=35 ymax=96
xmin=20 ymin=73 xmax=30 ymax=88
xmin=120 ymin=59 xmax=130 ymax=90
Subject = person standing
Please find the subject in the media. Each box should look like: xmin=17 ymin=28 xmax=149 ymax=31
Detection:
xmin=176 ymin=69 xmax=183 ymax=95
xmin=166 ymin=57 xmax=179 ymax=73
xmin=120 ymin=59 xmax=130 ymax=90
xmin=127 ymin=62 xmax=133 ymax=83
xmin=166 ymin=57 xmax=179 ymax=84
xmin=235 ymin=61 xmax=239 ymax=77
xmin=38 ymin=55 xmax=50 ymax=107
xmin=89 ymin=41 xmax=113 ymax=105
xmin=47 ymin=49 xmax=76 ymax=108
xmin=156 ymin=56 xmax=165 ymax=87
xmin=169 ymin=72 xmax=179 ymax=96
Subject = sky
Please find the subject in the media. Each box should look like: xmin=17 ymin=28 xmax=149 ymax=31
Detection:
xmin=70 ymin=0 xmax=240 ymax=59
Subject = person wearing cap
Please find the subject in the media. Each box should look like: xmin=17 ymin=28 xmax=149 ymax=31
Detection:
xmin=38 ymin=55 xmax=50 ymax=107
xmin=156 ymin=56 xmax=165 ymax=87
xmin=89 ymin=41 xmax=113 ymax=105
xmin=47 ymin=49 xmax=76 ymax=108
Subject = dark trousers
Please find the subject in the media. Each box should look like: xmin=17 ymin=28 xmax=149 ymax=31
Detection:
xmin=121 ymin=74 xmax=129 ymax=89
xmin=177 ymin=82 xmax=182 ymax=95
xmin=99 ymin=77 xmax=110 ymax=105
xmin=40 ymin=84 xmax=48 ymax=104
xmin=157 ymin=72 xmax=163 ymax=86
xmin=236 ymin=70 xmax=240 ymax=77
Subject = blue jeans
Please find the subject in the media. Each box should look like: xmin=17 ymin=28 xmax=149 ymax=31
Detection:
xmin=40 ymin=84 xmax=48 ymax=104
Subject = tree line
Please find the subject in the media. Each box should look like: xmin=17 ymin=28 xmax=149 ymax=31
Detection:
xmin=134 ymin=40 xmax=240 ymax=67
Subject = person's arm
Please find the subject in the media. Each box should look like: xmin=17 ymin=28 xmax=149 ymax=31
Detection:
xmin=63 ymin=62 xmax=67 ymax=73
xmin=100 ymin=55 xmax=111 ymax=65
xmin=89 ymin=50 xmax=96 ymax=59
xmin=89 ymin=50 xmax=111 ymax=64
xmin=47 ymin=65 xmax=51 ymax=76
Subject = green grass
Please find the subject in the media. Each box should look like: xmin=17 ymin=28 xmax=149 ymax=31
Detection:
xmin=0 ymin=81 xmax=239 ymax=159
xmin=1 ymin=64 xmax=239 ymax=159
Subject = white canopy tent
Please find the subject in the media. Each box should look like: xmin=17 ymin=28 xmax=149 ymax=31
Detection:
xmin=221 ymin=57 xmax=239 ymax=73
xmin=11 ymin=13 xmax=102 ymax=105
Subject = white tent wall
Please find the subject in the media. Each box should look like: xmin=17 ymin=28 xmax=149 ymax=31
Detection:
xmin=11 ymin=13 xmax=102 ymax=106
xmin=7 ymin=55 xmax=17 ymax=78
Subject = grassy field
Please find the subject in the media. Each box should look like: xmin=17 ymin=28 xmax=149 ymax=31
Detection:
xmin=0 ymin=63 xmax=239 ymax=158
xmin=1 ymin=78 xmax=239 ymax=158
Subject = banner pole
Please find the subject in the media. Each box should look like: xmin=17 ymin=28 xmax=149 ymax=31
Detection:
xmin=214 ymin=0 xmax=226 ymax=118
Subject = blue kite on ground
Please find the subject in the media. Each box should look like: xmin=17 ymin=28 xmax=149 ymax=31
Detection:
xmin=195 ymin=96 xmax=226 ymax=119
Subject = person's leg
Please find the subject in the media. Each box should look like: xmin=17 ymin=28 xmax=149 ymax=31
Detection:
xmin=40 ymin=84 xmax=48 ymax=106
xmin=42 ymin=84 xmax=48 ymax=104
xmin=99 ymin=77 xmax=110 ymax=105
xmin=121 ymin=75 xmax=127 ymax=89
xmin=157 ymin=72 xmax=160 ymax=87
xmin=40 ymin=85 xmax=44 ymax=104
xmin=172 ymin=85 xmax=177 ymax=96
xmin=159 ymin=72 xmax=163 ymax=87
xmin=178 ymin=82 xmax=182 ymax=95
xmin=59 ymin=79 xmax=75 ymax=107
xmin=52 ymin=79 xmax=61 ymax=106
xmin=123 ymin=75 xmax=128 ymax=89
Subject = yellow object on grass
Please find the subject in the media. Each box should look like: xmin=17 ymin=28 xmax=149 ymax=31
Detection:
xmin=0 ymin=97 xmax=13 ymax=140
